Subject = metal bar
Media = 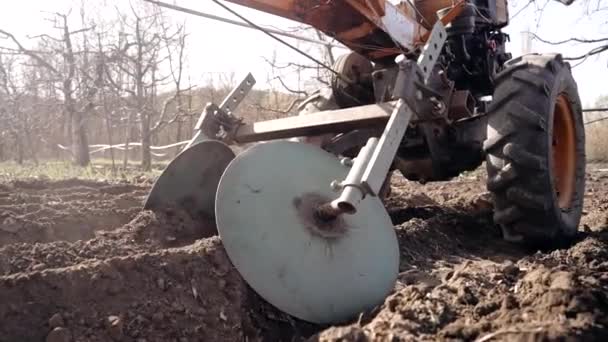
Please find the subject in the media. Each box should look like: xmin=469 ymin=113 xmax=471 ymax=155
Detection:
xmin=187 ymin=73 xmax=256 ymax=149
xmin=234 ymin=101 xmax=398 ymax=143
xmin=142 ymin=0 xmax=344 ymax=48
xmin=218 ymin=73 xmax=257 ymax=115
xmin=330 ymin=137 xmax=379 ymax=214
xmin=317 ymin=99 xmax=413 ymax=217
xmin=224 ymin=0 xmax=423 ymax=61
xmin=417 ymin=21 xmax=447 ymax=82
xmin=361 ymin=99 xmax=414 ymax=195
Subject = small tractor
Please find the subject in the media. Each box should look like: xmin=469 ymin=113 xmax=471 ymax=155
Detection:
xmin=145 ymin=0 xmax=586 ymax=325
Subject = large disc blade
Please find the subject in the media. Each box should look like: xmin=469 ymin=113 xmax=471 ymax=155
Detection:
xmin=145 ymin=140 xmax=235 ymax=236
xmin=216 ymin=141 xmax=398 ymax=324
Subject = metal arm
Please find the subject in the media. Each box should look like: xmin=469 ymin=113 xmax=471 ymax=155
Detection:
xmin=185 ymin=73 xmax=256 ymax=149
xmin=223 ymin=0 xmax=427 ymax=61
xmin=318 ymin=20 xmax=448 ymax=218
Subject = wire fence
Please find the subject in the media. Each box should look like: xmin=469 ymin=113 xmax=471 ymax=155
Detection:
xmin=54 ymin=106 xmax=608 ymax=161
xmin=583 ymin=108 xmax=608 ymax=126
xmin=57 ymin=141 xmax=190 ymax=159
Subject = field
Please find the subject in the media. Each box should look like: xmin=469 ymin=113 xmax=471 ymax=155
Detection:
xmin=586 ymin=121 xmax=608 ymax=162
xmin=0 ymin=161 xmax=607 ymax=341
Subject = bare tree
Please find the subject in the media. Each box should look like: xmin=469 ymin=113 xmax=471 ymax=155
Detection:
xmin=0 ymin=0 xmax=307 ymax=168
xmin=0 ymin=11 xmax=96 ymax=166
xmin=0 ymin=54 xmax=27 ymax=164
xmin=524 ymin=0 xmax=608 ymax=65
xmin=103 ymin=3 xmax=186 ymax=170
xmin=149 ymin=18 xmax=190 ymax=144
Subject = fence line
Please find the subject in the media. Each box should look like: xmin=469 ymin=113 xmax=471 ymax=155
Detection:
xmin=57 ymin=108 xmax=608 ymax=159
xmin=57 ymin=141 xmax=190 ymax=158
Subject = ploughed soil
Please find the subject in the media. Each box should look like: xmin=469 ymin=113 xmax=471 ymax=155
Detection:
xmin=0 ymin=165 xmax=607 ymax=342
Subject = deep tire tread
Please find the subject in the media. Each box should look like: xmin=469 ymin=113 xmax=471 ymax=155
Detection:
xmin=484 ymin=53 xmax=586 ymax=246
xmin=513 ymin=72 xmax=549 ymax=93
xmin=503 ymin=143 xmax=547 ymax=170
xmin=506 ymin=102 xmax=547 ymax=131
xmin=487 ymin=163 xmax=518 ymax=192
xmin=505 ymin=187 xmax=549 ymax=211
xmin=494 ymin=205 xmax=522 ymax=225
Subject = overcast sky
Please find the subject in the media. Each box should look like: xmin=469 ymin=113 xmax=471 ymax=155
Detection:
xmin=0 ymin=0 xmax=605 ymax=106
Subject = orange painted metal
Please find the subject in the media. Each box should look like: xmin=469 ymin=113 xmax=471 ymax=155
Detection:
xmin=224 ymin=0 xmax=424 ymax=61
xmin=414 ymin=0 xmax=457 ymax=29
xmin=418 ymin=0 xmax=466 ymax=44
xmin=553 ymin=94 xmax=577 ymax=209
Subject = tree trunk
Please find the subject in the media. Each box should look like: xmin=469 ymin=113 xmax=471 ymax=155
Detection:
xmin=105 ymin=112 xmax=116 ymax=174
xmin=175 ymin=119 xmax=183 ymax=157
xmin=71 ymin=110 xmax=90 ymax=166
xmin=106 ymin=116 xmax=116 ymax=174
xmin=65 ymin=112 xmax=73 ymax=160
xmin=123 ymin=110 xmax=132 ymax=169
xmin=24 ymin=128 xmax=39 ymax=166
xmin=141 ymin=112 xmax=151 ymax=171
xmin=12 ymin=132 xmax=24 ymax=165
xmin=174 ymin=93 xmax=184 ymax=157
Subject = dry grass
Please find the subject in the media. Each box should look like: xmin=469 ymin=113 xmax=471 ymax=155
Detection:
xmin=586 ymin=121 xmax=608 ymax=162
xmin=0 ymin=158 xmax=165 ymax=183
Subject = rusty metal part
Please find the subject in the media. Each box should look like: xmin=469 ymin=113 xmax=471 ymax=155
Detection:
xmin=324 ymin=129 xmax=383 ymax=156
xmin=187 ymin=73 xmax=254 ymax=148
xmin=448 ymin=90 xmax=476 ymax=120
xmin=294 ymin=192 xmax=348 ymax=239
xmin=331 ymin=52 xmax=375 ymax=108
xmin=418 ymin=0 xmax=466 ymax=44
xmin=392 ymin=60 xmax=442 ymax=119
xmin=553 ymin=94 xmax=577 ymax=209
xmin=224 ymin=0 xmax=426 ymax=61
xmin=414 ymin=0 xmax=456 ymax=29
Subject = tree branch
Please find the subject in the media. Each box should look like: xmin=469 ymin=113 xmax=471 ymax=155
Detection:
xmin=0 ymin=29 xmax=59 ymax=74
xmin=528 ymin=31 xmax=608 ymax=45
xmin=271 ymin=76 xmax=308 ymax=96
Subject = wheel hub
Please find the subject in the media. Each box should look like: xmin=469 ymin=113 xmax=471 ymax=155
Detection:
xmin=552 ymin=94 xmax=577 ymax=209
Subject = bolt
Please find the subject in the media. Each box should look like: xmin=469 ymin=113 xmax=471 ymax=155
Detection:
xmin=430 ymin=97 xmax=446 ymax=114
xmin=330 ymin=180 xmax=343 ymax=192
xmin=340 ymin=157 xmax=353 ymax=167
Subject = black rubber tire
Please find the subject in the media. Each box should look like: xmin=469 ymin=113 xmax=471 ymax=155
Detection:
xmin=484 ymin=53 xmax=586 ymax=245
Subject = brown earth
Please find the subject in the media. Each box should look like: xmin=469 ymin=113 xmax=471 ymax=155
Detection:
xmin=0 ymin=165 xmax=607 ymax=342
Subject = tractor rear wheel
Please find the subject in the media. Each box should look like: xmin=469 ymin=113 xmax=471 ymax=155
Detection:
xmin=484 ymin=53 xmax=586 ymax=246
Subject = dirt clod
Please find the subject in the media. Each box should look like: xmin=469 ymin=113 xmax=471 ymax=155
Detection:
xmin=46 ymin=327 xmax=72 ymax=342
xmin=106 ymin=315 xmax=123 ymax=341
xmin=49 ymin=313 xmax=65 ymax=328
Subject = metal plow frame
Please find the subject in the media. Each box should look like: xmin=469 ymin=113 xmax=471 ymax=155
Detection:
xmin=146 ymin=19 xmax=448 ymax=324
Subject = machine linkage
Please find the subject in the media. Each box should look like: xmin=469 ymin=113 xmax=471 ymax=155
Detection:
xmin=145 ymin=0 xmax=587 ymax=326
xmin=194 ymin=21 xmax=447 ymax=219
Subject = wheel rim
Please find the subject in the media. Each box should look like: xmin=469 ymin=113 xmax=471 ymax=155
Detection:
xmin=552 ymin=94 xmax=577 ymax=209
